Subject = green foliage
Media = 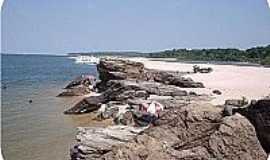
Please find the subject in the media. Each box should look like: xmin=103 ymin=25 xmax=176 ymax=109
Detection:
xmin=147 ymin=45 xmax=270 ymax=65
xmin=261 ymin=56 xmax=270 ymax=65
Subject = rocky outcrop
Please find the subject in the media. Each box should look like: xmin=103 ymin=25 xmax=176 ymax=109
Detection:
xmin=65 ymin=75 xmax=96 ymax=89
xmin=65 ymin=59 xmax=205 ymax=114
xmin=68 ymin=59 xmax=268 ymax=160
xmin=97 ymin=59 xmax=204 ymax=90
xmin=146 ymin=69 xmax=204 ymax=88
xmin=235 ymin=98 xmax=270 ymax=154
xmin=64 ymin=95 xmax=104 ymax=114
xmin=97 ymin=59 xmax=145 ymax=82
xmin=71 ymin=104 xmax=267 ymax=160
xmin=225 ymin=98 xmax=248 ymax=107
xmin=58 ymin=75 xmax=96 ymax=96
xmin=64 ymin=80 xmax=191 ymax=114
xmin=70 ymin=126 xmax=147 ymax=160
xmin=58 ymin=86 xmax=91 ymax=97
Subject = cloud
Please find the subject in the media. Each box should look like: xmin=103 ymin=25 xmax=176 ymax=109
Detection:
xmin=267 ymin=0 xmax=270 ymax=8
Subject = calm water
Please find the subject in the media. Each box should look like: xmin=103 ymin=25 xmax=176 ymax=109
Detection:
xmin=1 ymin=54 xmax=97 ymax=160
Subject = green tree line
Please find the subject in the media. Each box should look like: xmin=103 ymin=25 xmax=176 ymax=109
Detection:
xmin=147 ymin=45 xmax=270 ymax=65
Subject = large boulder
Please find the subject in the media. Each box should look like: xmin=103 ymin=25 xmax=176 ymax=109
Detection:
xmin=97 ymin=59 xmax=145 ymax=82
xmin=70 ymin=126 xmax=147 ymax=160
xmin=64 ymin=95 xmax=105 ymax=114
xmin=70 ymin=104 xmax=267 ymax=160
xmin=236 ymin=98 xmax=270 ymax=154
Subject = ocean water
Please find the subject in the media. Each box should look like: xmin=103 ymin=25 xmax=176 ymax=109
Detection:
xmin=1 ymin=54 xmax=97 ymax=160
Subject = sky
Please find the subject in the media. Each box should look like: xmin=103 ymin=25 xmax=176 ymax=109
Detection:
xmin=1 ymin=0 xmax=270 ymax=54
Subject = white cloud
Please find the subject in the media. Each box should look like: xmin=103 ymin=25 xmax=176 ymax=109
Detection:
xmin=267 ymin=0 xmax=270 ymax=8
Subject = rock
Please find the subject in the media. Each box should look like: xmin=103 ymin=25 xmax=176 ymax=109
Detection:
xmin=223 ymin=105 xmax=233 ymax=116
xmin=97 ymin=59 xmax=145 ymax=82
xmin=65 ymin=78 xmax=210 ymax=114
xmin=64 ymin=95 xmax=105 ymax=114
xmin=212 ymin=89 xmax=222 ymax=95
xmin=146 ymin=69 xmax=204 ymax=88
xmin=115 ymin=111 xmax=135 ymax=126
xmin=70 ymin=126 xmax=147 ymax=160
xmin=65 ymin=75 xmax=96 ymax=89
xmin=58 ymin=75 xmax=96 ymax=97
xmin=235 ymin=98 xmax=270 ymax=154
xmin=58 ymin=85 xmax=91 ymax=96
xmin=193 ymin=65 xmax=213 ymax=73
xmin=169 ymin=77 xmax=204 ymax=88
xmin=96 ymin=104 xmax=267 ymax=160
xmin=97 ymin=59 xmax=204 ymax=90
xmin=225 ymin=98 xmax=248 ymax=107
xmin=97 ymin=103 xmax=132 ymax=120
xmin=132 ymin=111 xmax=158 ymax=127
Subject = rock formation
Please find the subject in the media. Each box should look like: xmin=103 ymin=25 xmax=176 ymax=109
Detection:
xmin=58 ymin=75 xmax=96 ymax=97
xmin=97 ymin=59 xmax=145 ymax=82
xmin=67 ymin=59 xmax=268 ymax=160
xmin=234 ymin=98 xmax=270 ymax=154
xmin=65 ymin=58 xmax=205 ymax=114
xmin=71 ymin=104 xmax=267 ymax=160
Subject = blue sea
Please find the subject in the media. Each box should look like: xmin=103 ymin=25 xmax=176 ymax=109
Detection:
xmin=1 ymin=54 xmax=97 ymax=160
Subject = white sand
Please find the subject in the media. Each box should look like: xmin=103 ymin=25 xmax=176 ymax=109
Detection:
xmin=131 ymin=57 xmax=270 ymax=105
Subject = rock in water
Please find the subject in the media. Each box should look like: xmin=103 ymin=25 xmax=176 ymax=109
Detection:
xmin=58 ymin=75 xmax=96 ymax=97
xmin=58 ymin=85 xmax=91 ymax=96
xmin=64 ymin=95 xmax=105 ymax=114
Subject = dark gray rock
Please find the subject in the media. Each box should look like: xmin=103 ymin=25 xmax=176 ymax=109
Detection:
xmin=225 ymin=98 xmax=248 ymax=107
xmin=223 ymin=105 xmax=233 ymax=116
xmin=58 ymin=85 xmax=91 ymax=97
xmin=58 ymin=75 xmax=96 ymax=97
xmin=235 ymin=98 xmax=270 ymax=154
xmin=193 ymin=65 xmax=213 ymax=73
xmin=64 ymin=95 xmax=105 ymax=114
xmin=65 ymin=75 xmax=96 ymax=89
xmin=213 ymin=89 xmax=222 ymax=95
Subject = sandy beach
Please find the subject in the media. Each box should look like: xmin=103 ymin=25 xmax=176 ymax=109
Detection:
xmin=132 ymin=57 xmax=270 ymax=105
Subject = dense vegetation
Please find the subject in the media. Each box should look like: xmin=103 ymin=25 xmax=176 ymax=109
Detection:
xmin=147 ymin=45 xmax=270 ymax=65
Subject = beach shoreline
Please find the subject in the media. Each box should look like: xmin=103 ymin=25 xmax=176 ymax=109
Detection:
xmin=131 ymin=57 xmax=270 ymax=105
xmin=67 ymin=57 xmax=270 ymax=160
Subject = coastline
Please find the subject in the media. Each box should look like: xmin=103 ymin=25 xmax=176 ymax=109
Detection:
xmin=131 ymin=57 xmax=270 ymax=105
xmin=65 ymin=57 xmax=269 ymax=159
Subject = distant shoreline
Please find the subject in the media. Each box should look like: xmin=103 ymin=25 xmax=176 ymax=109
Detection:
xmin=147 ymin=58 xmax=267 ymax=68
xmin=3 ymin=53 xmax=269 ymax=68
